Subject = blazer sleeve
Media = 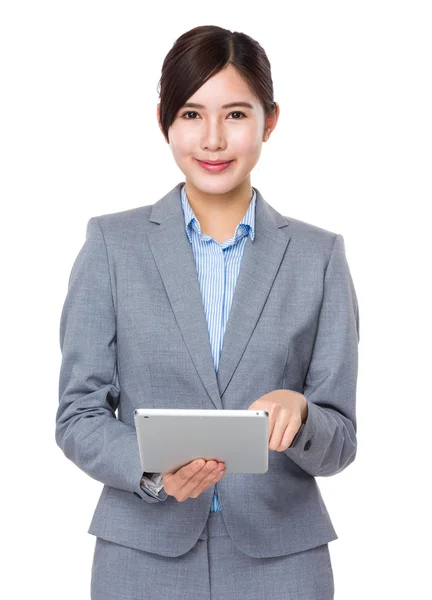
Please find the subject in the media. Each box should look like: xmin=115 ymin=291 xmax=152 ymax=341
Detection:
xmin=285 ymin=233 xmax=360 ymax=477
xmin=55 ymin=216 xmax=164 ymax=503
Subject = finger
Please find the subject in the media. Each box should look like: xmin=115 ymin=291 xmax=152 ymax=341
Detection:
xmin=176 ymin=461 xmax=218 ymax=501
xmin=279 ymin=419 xmax=302 ymax=451
xmin=189 ymin=463 xmax=224 ymax=498
xmin=267 ymin=403 xmax=280 ymax=444
xmin=163 ymin=459 xmax=205 ymax=494
xmin=175 ymin=459 xmax=206 ymax=486
xmin=269 ymin=409 xmax=290 ymax=450
xmin=184 ymin=460 xmax=219 ymax=491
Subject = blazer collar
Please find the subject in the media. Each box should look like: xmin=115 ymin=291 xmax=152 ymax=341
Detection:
xmin=146 ymin=182 xmax=291 ymax=410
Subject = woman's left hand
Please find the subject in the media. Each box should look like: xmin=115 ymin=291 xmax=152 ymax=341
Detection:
xmin=248 ymin=390 xmax=308 ymax=451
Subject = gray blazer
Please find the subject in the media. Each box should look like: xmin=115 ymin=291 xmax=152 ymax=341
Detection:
xmin=56 ymin=181 xmax=359 ymax=558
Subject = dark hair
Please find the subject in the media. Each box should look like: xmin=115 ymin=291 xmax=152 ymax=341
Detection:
xmin=157 ymin=25 xmax=276 ymax=142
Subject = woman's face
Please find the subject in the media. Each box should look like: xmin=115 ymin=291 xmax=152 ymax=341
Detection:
xmin=158 ymin=65 xmax=277 ymax=196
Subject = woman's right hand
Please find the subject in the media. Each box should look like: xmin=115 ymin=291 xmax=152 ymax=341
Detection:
xmin=162 ymin=459 xmax=226 ymax=502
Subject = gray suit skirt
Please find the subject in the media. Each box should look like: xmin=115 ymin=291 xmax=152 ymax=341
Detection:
xmin=91 ymin=511 xmax=335 ymax=599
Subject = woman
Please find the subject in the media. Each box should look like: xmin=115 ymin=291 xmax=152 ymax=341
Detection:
xmin=56 ymin=25 xmax=359 ymax=600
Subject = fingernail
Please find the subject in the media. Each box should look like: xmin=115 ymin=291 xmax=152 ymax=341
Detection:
xmin=195 ymin=459 xmax=204 ymax=469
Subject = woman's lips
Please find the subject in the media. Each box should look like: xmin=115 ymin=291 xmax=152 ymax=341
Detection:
xmin=196 ymin=159 xmax=234 ymax=172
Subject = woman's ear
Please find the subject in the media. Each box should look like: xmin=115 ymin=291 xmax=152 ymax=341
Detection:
xmin=263 ymin=101 xmax=280 ymax=141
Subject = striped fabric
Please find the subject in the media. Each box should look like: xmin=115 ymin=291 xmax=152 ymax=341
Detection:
xmin=179 ymin=182 xmax=256 ymax=512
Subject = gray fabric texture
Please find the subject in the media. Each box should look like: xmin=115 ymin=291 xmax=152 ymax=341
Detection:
xmin=56 ymin=181 xmax=359 ymax=558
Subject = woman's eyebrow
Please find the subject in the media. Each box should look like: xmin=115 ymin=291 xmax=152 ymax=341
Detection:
xmin=181 ymin=101 xmax=255 ymax=110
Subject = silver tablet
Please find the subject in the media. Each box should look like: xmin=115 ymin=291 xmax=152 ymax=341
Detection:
xmin=134 ymin=408 xmax=269 ymax=474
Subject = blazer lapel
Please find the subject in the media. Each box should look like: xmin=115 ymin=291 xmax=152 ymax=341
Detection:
xmin=146 ymin=182 xmax=291 ymax=410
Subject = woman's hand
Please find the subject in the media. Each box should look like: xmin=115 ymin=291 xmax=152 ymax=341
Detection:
xmin=163 ymin=459 xmax=226 ymax=502
xmin=248 ymin=389 xmax=308 ymax=452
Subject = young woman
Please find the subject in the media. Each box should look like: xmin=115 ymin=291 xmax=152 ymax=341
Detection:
xmin=56 ymin=25 xmax=359 ymax=600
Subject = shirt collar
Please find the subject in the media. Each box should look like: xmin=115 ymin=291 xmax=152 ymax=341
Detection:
xmin=180 ymin=182 xmax=256 ymax=244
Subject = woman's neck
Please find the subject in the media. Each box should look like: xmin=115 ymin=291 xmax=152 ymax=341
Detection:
xmin=184 ymin=179 xmax=254 ymax=241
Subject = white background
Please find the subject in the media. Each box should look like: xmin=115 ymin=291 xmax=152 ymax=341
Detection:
xmin=1 ymin=1 xmax=431 ymax=598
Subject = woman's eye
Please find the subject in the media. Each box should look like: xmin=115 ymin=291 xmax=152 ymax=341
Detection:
xmin=182 ymin=111 xmax=199 ymax=119
xmin=181 ymin=111 xmax=246 ymax=120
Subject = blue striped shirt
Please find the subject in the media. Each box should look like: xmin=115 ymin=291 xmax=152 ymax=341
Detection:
xmin=180 ymin=182 xmax=256 ymax=512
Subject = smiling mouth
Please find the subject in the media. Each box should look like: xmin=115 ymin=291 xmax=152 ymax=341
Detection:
xmin=196 ymin=159 xmax=234 ymax=172
xmin=197 ymin=159 xmax=233 ymax=165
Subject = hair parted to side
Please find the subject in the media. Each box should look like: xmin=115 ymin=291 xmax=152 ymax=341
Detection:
xmin=157 ymin=25 xmax=276 ymax=142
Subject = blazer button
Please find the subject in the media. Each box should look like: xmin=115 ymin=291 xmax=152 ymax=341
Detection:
xmin=304 ymin=439 xmax=312 ymax=451
xmin=133 ymin=491 xmax=142 ymax=499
